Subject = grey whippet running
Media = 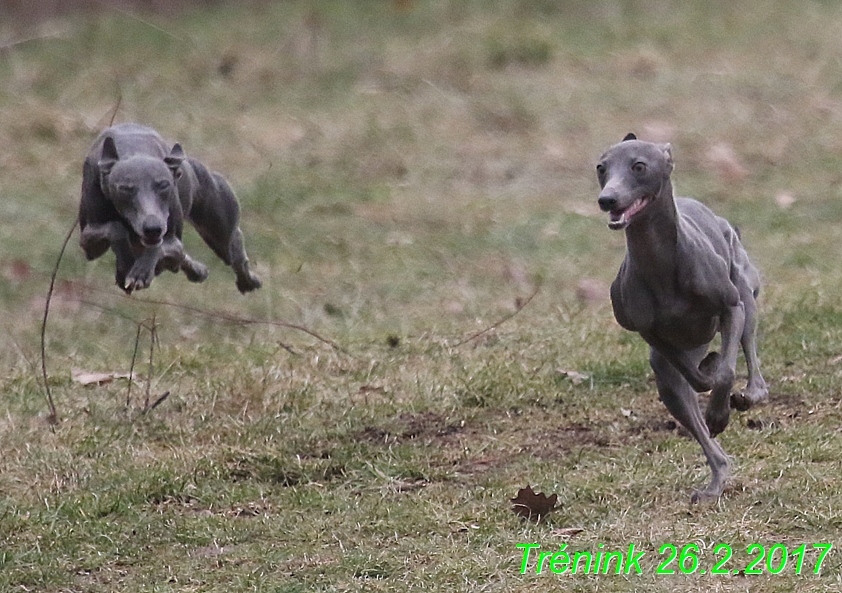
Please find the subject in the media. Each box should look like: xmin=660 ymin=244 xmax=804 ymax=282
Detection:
xmin=79 ymin=123 xmax=262 ymax=294
xmin=596 ymin=133 xmax=768 ymax=502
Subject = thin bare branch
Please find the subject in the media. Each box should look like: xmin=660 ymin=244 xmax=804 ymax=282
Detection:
xmin=102 ymin=3 xmax=185 ymax=42
xmin=125 ymin=294 xmax=349 ymax=355
xmin=453 ymin=282 xmax=542 ymax=347
xmin=0 ymin=30 xmax=67 ymax=54
xmin=108 ymin=93 xmax=122 ymax=127
xmin=40 ymin=217 xmax=79 ymax=425
xmin=143 ymin=391 xmax=170 ymax=414
xmin=144 ymin=315 xmax=157 ymax=410
xmin=127 ymin=323 xmax=143 ymax=407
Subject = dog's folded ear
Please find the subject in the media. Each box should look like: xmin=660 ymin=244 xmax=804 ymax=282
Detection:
xmin=98 ymin=136 xmax=120 ymax=177
xmin=623 ymin=132 xmax=637 ymax=141
xmin=661 ymin=143 xmax=674 ymax=174
xmin=164 ymin=143 xmax=185 ymax=179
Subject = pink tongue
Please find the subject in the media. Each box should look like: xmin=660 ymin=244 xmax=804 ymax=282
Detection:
xmin=608 ymin=198 xmax=646 ymax=229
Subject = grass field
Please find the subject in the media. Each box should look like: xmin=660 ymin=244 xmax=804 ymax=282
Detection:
xmin=4 ymin=0 xmax=842 ymax=591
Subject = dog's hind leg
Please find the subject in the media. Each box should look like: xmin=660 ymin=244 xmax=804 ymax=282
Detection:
xmin=228 ymin=227 xmax=261 ymax=293
xmin=208 ymin=172 xmax=262 ymax=293
xmin=651 ymin=347 xmax=731 ymax=503
xmin=732 ymin=287 xmax=769 ymax=411
xmin=189 ymin=165 xmax=261 ymax=293
xmin=703 ymin=303 xmax=745 ymax=437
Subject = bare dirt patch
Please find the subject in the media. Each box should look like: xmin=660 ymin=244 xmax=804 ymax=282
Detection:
xmin=355 ymin=411 xmax=465 ymax=445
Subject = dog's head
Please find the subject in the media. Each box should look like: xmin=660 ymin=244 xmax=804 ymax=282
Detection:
xmin=596 ymin=133 xmax=673 ymax=231
xmin=98 ymin=137 xmax=184 ymax=247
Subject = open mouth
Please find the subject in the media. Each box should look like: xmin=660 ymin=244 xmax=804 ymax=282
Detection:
xmin=608 ymin=197 xmax=650 ymax=230
xmin=141 ymin=237 xmax=164 ymax=248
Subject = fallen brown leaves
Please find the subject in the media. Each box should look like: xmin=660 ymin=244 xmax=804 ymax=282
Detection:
xmin=510 ymin=485 xmax=558 ymax=522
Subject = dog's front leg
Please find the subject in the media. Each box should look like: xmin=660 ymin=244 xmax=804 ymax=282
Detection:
xmin=80 ymin=221 xmax=128 ymax=260
xmin=155 ymin=239 xmax=208 ymax=283
xmin=179 ymin=253 xmax=209 ymax=283
xmin=650 ymin=347 xmax=731 ymax=503
xmin=641 ymin=332 xmax=716 ymax=393
xmin=124 ymin=247 xmax=162 ymax=293
xmin=125 ymin=237 xmax=184 ymax=293
xmin=158 ymin=238 xmax=208 ymax=283
xmin=81 ymin=222 xmax=137 ymax=291
xmin=703 ymin=303 xmax=745 ymax=436
xmin=154 ymin=237 xmax=188 ymax=275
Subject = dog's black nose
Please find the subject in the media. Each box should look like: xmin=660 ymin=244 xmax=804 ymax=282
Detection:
xmin=142 ymin=223 xmax=163 ymax=242
xmin=598 ymin=195 xmax=618 ymax=212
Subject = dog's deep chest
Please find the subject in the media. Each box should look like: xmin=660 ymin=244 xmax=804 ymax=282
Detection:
xmin=651 ymin=293 xmax=719 ymax=348
xmin=613 ymin=262 xmax=721 ymax=348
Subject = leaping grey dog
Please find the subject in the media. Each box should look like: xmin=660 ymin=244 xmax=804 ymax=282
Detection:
xmin=79 ymin=123 xmax=262 ymax=294
xmin=596 ymin=133 xmax=768 ymax=502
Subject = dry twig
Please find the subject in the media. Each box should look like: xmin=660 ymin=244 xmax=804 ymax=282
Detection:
xmin=454 ymin=282 xmax=541 ymax=347
xmin=40 ymin=217 xmax=79 ymax=425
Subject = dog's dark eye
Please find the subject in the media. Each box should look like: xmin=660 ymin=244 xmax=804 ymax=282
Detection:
xmin=632 ymin=162 xmax=646 ymax=174
xmin=116 ymin=184 xmax=135 ymax=194
xmin=155 ymin=180 xmax=171 ymax=192
xmin=596 ymin=164 xmax=606 ymax=176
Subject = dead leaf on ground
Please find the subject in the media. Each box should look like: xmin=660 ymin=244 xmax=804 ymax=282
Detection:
xmin=449 ymin=521 xmax=481 ymax=533
xmin=557 ymin=369 xmax=590 ymax=385
xmin=358 ymin=384 xmax=386 ymax=394
xmin=746 ymin=417 xmax=778 ymax=431
xmin=71 ymin=368 xmax=133 ymax=386
xmin=551 ymin=527 xmax=585 ymax=537
xmin=779 ymin=373 xmax=806 ymax=383
xmin=191 ymin=544 xmax=230 ymax=558
xmin=392 ymin=478 xmax=428 ymax=492
xmin=511 ymin=485 xmax=558 ymax=521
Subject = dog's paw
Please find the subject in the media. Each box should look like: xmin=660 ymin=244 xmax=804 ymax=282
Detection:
xmin=705 ymin=405 xmax=730 ymax=437
xmin=125 ymin=264 xmax=155 ymax=292
xmin=182 ymin=259 xmax=209 ymax=283
xmin=690 ymin=470 xmax=729 ymax=504
xmin=115 ymin=271 xmax=131 ymax=294
xmin=236 ymin=273 xmax=262 ymax=294
xmin=731 ymin=382 xmax=769 ymax=411
xmin=690 ymin=486 xmax=723 ymax=505
xmin=730 ymin=393 xmax=752 ymax=412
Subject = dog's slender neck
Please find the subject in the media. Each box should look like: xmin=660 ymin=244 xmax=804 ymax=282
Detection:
xmin=624 ymin=178 xmax=679 ymax=286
